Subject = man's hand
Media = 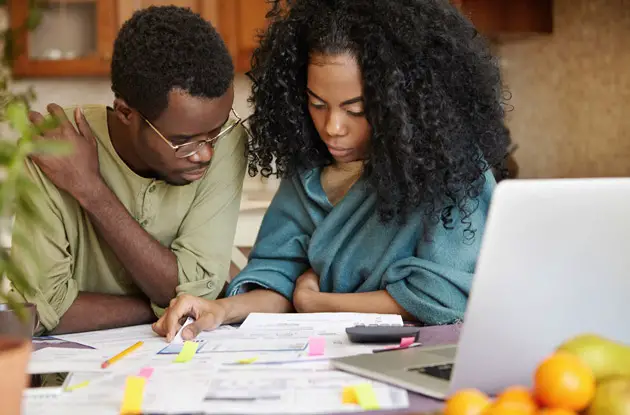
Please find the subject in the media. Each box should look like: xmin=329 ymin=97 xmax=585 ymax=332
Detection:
xmin=293 ymin=269 xmax=320 ymax=313
xmin=152 ymin=294 xmax=228 ymax=342
xmin=28 ymin=104 xmax=102 ymax=202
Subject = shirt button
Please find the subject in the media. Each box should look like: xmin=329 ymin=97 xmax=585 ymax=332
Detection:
xmin=148 ymin=186 xmax=156 ymax=193
xmin=206 ymin=281 xmax=214 ymax=289
xmin=141 ymin=220 xmax=149 ymax=227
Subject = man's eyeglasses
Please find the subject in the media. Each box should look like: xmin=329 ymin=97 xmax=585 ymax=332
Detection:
xmin=143 ymin=108 xmax=249 ymax=159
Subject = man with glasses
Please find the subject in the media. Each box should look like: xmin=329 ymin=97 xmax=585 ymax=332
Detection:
xmin=9 ymin=6 xmax=248 ymax=334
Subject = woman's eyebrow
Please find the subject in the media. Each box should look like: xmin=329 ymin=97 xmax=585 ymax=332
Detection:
xmin=307 ymin=88 xmax=363 ymax=106
xmin=340 ymin=96 xmax=363 ymax=106
xmin=307 ymin=88 xmax=327 ymax=103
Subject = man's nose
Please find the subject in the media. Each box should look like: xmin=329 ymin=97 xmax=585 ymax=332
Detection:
xmin=188 ymin=142 xmax=213 ymax=164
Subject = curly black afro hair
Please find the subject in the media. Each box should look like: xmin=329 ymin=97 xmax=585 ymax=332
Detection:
xmin=111 ymin=5 xmax=234 ymax=121
xmin=247 ymin=0 xmax=512 ymax=230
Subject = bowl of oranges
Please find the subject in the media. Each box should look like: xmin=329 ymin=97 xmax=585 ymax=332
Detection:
xmin=443 ymin=334 xmax=630 ymax=415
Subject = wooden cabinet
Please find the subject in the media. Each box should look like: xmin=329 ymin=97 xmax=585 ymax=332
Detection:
xmin=8 ymin=0 xmax=268 ymax=78
xmin=115 ymin=0 xmax=270 ymax=73
xmin=457 ymin=0 xmax=553 ymax=36
xmin=116 ymin=0 xmax=220 ymax=30
xmin=8 ymin=0 xmax=117 ymax=78
xmin=215 ymin=0 xmax=270 ymax=73
xmin=8 ymin=0 xmax=550 ymax=78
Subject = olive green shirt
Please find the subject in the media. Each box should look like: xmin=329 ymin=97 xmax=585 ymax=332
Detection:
xmin=9 ymin=105 xmax=247 ymax=333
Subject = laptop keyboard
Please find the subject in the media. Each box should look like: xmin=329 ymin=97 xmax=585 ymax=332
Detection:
xmin=408 ymin=363 xmax=453 ymax=380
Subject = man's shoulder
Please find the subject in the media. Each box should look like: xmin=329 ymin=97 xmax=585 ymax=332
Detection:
xmin=221 ymin=123 xmax=248 ymax=154
xmin=60 ymin=104 xmax=106 ymax=120
xmin=21 ymin=157 xmax=79 ymax=220
xmin=61 ymin=105 xmax=109 ymax=144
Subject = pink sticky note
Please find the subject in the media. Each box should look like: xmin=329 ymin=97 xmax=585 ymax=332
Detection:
xmin=399 ymin=337 xmax=415 ymax=348
xmin=308 ymin=337 xmax=326 ymax=356
xmin=137 ymin=367 xmax=154 ymax=379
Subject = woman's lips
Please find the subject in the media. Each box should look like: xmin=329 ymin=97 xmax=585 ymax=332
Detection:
xmin=327 ymin=146 xmax=353 ymax=157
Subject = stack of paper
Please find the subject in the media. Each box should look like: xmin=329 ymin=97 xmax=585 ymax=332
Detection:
xmin=24 ymin=312 xmax=409 ymax=414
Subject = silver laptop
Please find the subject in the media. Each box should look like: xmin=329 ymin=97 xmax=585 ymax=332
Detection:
xmin=331 ymin=178 xmax=630 ymax=399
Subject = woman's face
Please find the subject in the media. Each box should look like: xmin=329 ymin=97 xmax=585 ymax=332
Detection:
xmin=306 ymin=52 xmax=371 ymax=163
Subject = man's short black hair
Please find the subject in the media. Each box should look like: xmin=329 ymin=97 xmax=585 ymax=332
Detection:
xmin=111 ymin=5 xmax=234 ymax=121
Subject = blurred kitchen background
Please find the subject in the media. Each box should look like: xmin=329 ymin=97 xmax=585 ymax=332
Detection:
xmin=1 ymin=0 xmax=630 ymax=248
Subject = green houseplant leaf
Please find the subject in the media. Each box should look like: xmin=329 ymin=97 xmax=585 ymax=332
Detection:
xmin=0 ymin=0 xmax=51 ymax=323
xmin=0 ymin=102 xmax=72 ymax=322
xmin=6 ymin=101 xmax=31 ymax=139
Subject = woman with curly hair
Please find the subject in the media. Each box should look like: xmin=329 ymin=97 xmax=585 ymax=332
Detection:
xmin=153 ymin=0 xmax=511 ymax=340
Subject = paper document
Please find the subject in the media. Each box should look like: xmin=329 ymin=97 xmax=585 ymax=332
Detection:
xmin=25 ymin=366 xmax=213 ymax=415
xmin=200 ymin=361 xmax=409 ymax=414
xmin=27 ymin=313 xmax=410 ymax=414
xmin=54 ymin=324 xmax=163 ymax=350
xmin=171 ymin=317 xmax=195 ymax=344
xmin=191 ymin=312 xmax=403 ymax=355
xmin=32 ymin=336 xmax=95 ymax=352
xmin=195 ymin=329 xmax=308 ymax=353
xmin=28 ymin=343 xmax=191 ymax=374
xmin=28 ymin=348 xmax=110 ymax=373
xmin=240 ymin=312 xmax=403 ymax=332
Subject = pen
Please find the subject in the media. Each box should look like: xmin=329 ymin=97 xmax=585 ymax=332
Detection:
xmin=101 ymin=341 xmax=144 ymax=369
xmin=372 ymin=342 xmax=423 ymax=353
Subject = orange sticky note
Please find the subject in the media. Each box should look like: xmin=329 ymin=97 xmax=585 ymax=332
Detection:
xmin=342 ymin=386 xmax=358 ymax=404
xmin=120 ymin=376 xmax=146 ymax=415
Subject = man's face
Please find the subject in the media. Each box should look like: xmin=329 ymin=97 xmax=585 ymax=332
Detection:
xmin=135 ymin=87 xmax=234 ymax=186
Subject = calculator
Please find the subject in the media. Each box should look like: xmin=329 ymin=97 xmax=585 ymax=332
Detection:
xmin=345 ymin=324 xmax=421 ymax=344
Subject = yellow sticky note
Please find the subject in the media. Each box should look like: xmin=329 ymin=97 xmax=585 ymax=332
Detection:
xmin=66 ymin=380 xmax=90 ymax=392
xmin=237 ymin=357 xmax=258 ymax=364
xmin=342 ymin=386 xmax=358 ymax=404
xmin=354 ymin=383 xmax=380 ymax=410
xmin=173 ymin=341 xmax=199 ymax=363
xmin=120 ymin=376 xmax=146 ymax=415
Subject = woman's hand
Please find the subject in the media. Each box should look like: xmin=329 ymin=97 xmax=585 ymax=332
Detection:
xmin=293 ymin=269 xmax=320 ymax=312
xmin=152 ymin=294 xmax=227 ymax=341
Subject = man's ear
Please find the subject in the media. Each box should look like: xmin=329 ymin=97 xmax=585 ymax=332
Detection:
xmin=112 ymin=98 xmax=135 ymax=125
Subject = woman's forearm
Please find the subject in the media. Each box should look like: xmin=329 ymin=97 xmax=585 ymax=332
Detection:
xmin=301 ymin=290 xmax=415 ymax=320
xmin=216 ymin=289 xmax=294 ymax=324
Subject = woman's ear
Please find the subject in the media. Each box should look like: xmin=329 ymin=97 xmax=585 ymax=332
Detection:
xmin=112 ymin=98 xmax=135 ymax=125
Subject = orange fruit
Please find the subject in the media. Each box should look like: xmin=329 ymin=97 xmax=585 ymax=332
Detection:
xmin=484 ymin=401 xmax=536 ymax=415
xmin=494 ymin=386 xmax=538 ymax=413
xmin=533 ymin=351 xmax=595 ymax=411
xmin=536 ymin=409 xmax=577 ymax=415
xmin=444 ymin=389 xmax=492 ymax=415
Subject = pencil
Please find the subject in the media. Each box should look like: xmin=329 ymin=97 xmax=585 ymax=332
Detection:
xmin=101 ymin=341 xmax=144 ymax=369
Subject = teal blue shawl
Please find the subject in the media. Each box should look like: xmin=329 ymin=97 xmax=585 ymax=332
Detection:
xmin=227 ymin=168 xmax=496 ymax=324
